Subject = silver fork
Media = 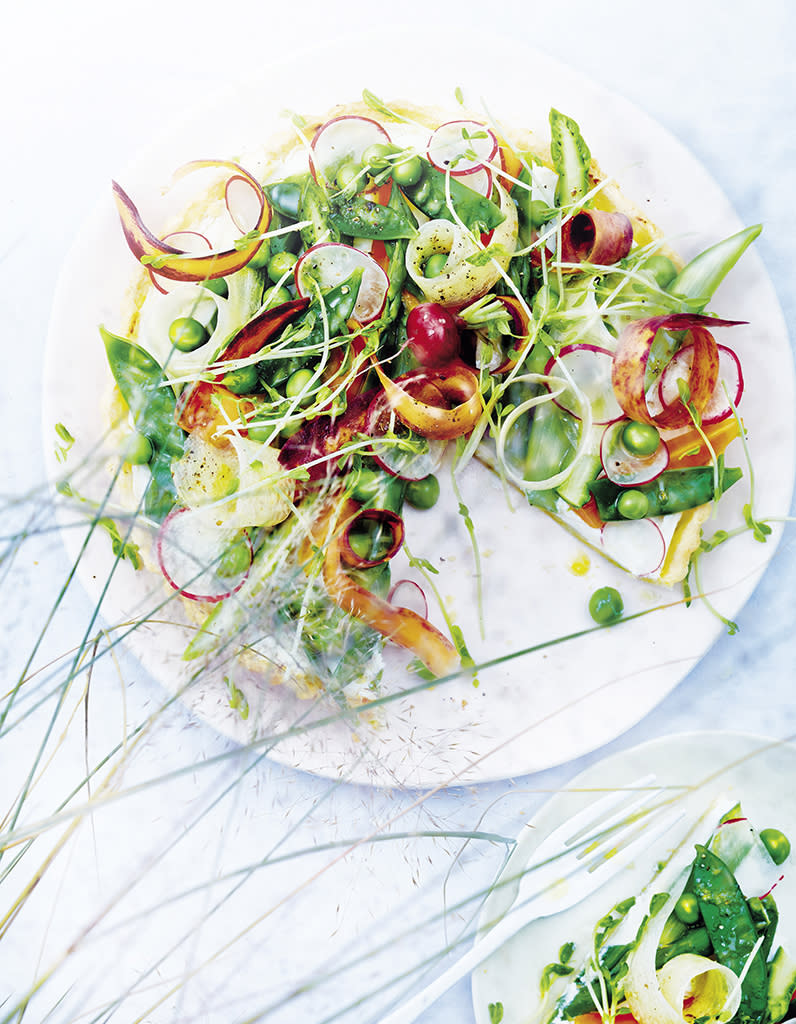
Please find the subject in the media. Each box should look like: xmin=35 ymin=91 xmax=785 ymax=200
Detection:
xmin=379 ymin=776 xmax=683 ymax=1024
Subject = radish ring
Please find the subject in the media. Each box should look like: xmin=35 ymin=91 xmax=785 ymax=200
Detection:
xmin=156 ymin=507 xmax=252 ymax=603
xmin=295 ymin=242 xmax=388 ymax=325
xmin=427 ymin=120 xmax=498 ymax=176
xmin=658 ymin=342 xmax=744 ymax=425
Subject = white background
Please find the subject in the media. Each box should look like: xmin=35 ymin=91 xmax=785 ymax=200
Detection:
xmin=2 ymin=2 xmax=795 ymax=1023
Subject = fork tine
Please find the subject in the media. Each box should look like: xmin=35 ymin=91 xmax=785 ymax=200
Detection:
xmin=584 ymin=802 xmax=686 ymax=878
xmin=562 ymin=773 xmax=658 ymax=847
xmin=525 ymin=774 xmax=657 ymax=870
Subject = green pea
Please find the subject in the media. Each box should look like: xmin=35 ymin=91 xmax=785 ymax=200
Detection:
xmin=217 ymin=536 xmax=251 ymax=578
xmin=336 ymin=159 xmax=364 ymax=191
xmin=761 ymin=828 xmax=791 ymax=866
xmin=267 ymin=250 xmax=297 ymax=284
xmin=424 ymin=252 xmax=449 ymax=278
xmin=351 ymin=468 xmax=385 ymax=504
xmin=392 ymin=155 xmax=423 ymax=187
xmin=588 ymin=586 xmax=624 ymax=625
xmin=674 ymin=892 xmax=700 ymax=925
xmin=286 ymin=367 xmax=315 ymax=400
xmin=405 ymin=474 xmax=440 ymax=510
xmin=616 ymin=489 xmax=650 ymax=520
xmin=247 ymin=240 xmax=271 ymax=270
xmin=122 ymin=431 xmax=153 ymax=465
xmin=246 ymin=420 xmax=273 ymax=444
xmin=263 ymin=285 xmax=292 ymax=308
xmin=527 ymin=199 xmax=555 ymax=228
xmin=646 ymin=252 xmax=678 ymax=288
xmin=409 ymin=175 xmax=432 ymax=206
xmin=222 ymin=364 xmax=261 ymax=395
xmin=280 ymin=419 xmax=303 ymax=439
xmin=169 ymin=316 xmax=210 ymax=352
xmin=362 ymin=142 xmax=396 ymax=170
xmin=622 ymin=421 xmax=660 ymax=457
xmin=201 ymin=277 xmax=229 ymax=297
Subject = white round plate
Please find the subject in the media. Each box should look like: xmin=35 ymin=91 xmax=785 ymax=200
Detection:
xmin=471 ymin=731 xmax=796 ymax=1023
xmin=42 ymin=33 xmax=794 ymax=787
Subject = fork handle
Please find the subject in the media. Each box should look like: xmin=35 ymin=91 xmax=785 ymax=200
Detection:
xmin=378 ymin=910 xmax=522 ymax=1024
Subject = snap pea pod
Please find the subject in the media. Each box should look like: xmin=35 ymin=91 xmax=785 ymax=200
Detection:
xmin=266 ymin=177 xmax=305 ymax=221
xmin=654 ymin=926 xmax=712 ymax=969
xmin=589 ymin=463 xmax=742 ymax=521
xmin=693 ymin=845 xmax=769 ymax=1024
xmin=259 ymin=269 xmax=363 ymax=389
xmin=329 ymin=192 xmax=416 ymax=240
xmin=101 ymin=327 xmax=185 ymax=520
xmin=560 ymin=943 xmax=633 ymax=1018
xmin=400 ymin=160 xmax=505 ymax=233
xmin=299 ymin=176 xmax=340 ymax=249
xmin=305 ymin=267 xmax=363 ymax=341
xmin=379 ymin=181 xmax=413 ymax=325
xmin=669 ymin=225 xmax=763 ymax=310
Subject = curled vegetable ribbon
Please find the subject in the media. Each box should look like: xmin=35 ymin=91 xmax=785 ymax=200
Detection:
xmin=316 ymin=499 xmax=460 ymax=678
xmin=112 ymin=160 xmax=271 ymax=281
xmin=369 ymin=356 xmax=483 ymax=440
xmin=611 ymin=313 xmax=745 ymax=430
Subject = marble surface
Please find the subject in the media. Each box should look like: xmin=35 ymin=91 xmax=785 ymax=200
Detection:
xmin=1 ymin=2 xmax=794 ymax=1022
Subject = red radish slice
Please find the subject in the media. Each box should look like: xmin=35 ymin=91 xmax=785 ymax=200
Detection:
xmin=387 ymin=579 xmax=429 ymax=620
xmin=365 ymin=389 xmax=447 ymax=480
xmin=149 ymin=231 xmax=213 ymax=294
xmin=427 ymin=120 xmax=498 ymax=175
xmin=225 ymin=174 xmax=265 ymax=235
xmin=545 ymin=344 xmax=625 ymax=425
xmin=295 ymin=242 xmax=388 ymax=325
xmin=309 ymin=115 xmax=392 ymax=183
xmin=658 ymin=343 xmax=744 ymax=425
xmin=600 ymin=518 xmax=666 ymax=577
xmin=156 ymin=507 xmax=252 ymax=603
xmin=600 ymin=420 xmax=670 ymax=487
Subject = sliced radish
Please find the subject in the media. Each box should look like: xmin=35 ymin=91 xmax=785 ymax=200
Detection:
xmin=427 ymin=120 xmax=498 ymax=175
xmin=365 ymin=389 xmax=447 ymax=480
xmin=658 ymin=343 xmax=744 ymax=425
xmin=600 ymin=420 xmax=670 ymax=487
xmin=156 ymin=506 xmax=252 ymax=603
xmin=387 ymin=579 xmax=429 ymax=619
xmin=545 ymin=344 xmax=625 ymax=425
xmin=294 ymin=242 xmax=388 ymax=325
xmin=309 ymin=115 xmax=391 ymax=183
xmin=149 ymin=231 xmax=213 ymax=294
xmin=600 ymin=518 xmax=666 ymax=578
xmin=225 ymin=174 xmax=265 ymax=235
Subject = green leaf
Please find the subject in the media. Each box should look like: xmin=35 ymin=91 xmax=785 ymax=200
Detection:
xmin=487 ymin=1002 xmax=504 ymax=1024
xmin=540 ymin=960 xmax=575 ymax=993
xmin=97 ymin=517 xmax=142 ymax=570
xmin=55 ymin=422 xmax=75 ymax=444
xmin=743 ymin=502 xmax=772 ymax=543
